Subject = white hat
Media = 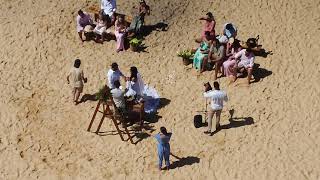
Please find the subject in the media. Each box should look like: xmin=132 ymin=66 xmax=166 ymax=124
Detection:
xmin=228 ymin=37 xmax=234 ymax=44
xmin=218 ymin=35 xmax=228 ymax=44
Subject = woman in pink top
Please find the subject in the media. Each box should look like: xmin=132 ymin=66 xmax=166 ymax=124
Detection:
xmin=223 ymin=38 xmax=242 ymax=80
xmin=114 ymin=15 xmax=127 ymax=52
xmin=196 ymin=12 xmax=216 ymax=43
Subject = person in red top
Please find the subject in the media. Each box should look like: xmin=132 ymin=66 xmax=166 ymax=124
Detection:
xmin=196 ymin=12 xmax=216 ymax=43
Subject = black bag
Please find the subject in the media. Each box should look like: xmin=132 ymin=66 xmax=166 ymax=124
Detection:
xmin=194 ymin=115 xmax=203 ymax=128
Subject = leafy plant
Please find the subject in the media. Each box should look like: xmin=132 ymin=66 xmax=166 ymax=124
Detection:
xmin=129 ymin=38 xmax=142 ymax=47
xmin=96 ymin=86 xmax=109 ymax=102
xmin=177 ymin=50 xmax=194 ymax=59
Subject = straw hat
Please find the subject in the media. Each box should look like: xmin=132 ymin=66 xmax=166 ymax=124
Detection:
xmin=228 ymin=37 xmax=234 ymax=44
xmin=84 ymin=25 xmax=93 ymax=33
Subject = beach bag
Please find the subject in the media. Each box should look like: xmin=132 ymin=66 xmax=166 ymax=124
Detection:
xmin=194 ymin=115 xmax=203 ymax=128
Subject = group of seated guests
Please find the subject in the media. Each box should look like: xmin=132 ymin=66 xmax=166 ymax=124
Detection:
xmin=76 ymin=0 xmax=150 ymax=52
xmin=107 ymin=63 xmax=145 ymax=114
xmin=193 ymin=12 xmax=256 ymax=85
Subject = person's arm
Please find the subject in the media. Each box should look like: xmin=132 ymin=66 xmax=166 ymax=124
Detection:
xmin=199 ymin=17 xmax=206 ymax=20
xmin=226 ymin=43 xmax=233 ymax=57
xmin=107 ymin=71 xmax=113 ymax=87
xmin=112 ymin=0 xmax=116 ymax=12
xmin=101 ymin=0 xmax=105 ymax=10
xmin=249 ymin=56 xmax=255 ymax=68
xmin=67 ymin=74 xmax=70 ymax=84
xmin=146 ymin=5 xmax=150 ymax=15
xmin=81 ymin=70 xmax=86 ymax=81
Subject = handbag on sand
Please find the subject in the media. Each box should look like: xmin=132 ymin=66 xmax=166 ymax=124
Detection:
xmin=194 ymin=115 xmax=203 ymax=128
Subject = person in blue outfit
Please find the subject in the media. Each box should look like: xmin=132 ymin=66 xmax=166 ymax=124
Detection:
xmin=155 ymin=127 xmax=172 ymax=170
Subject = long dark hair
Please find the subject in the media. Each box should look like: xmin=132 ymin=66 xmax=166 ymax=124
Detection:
xmin=130 ymin=66 xmax=138 ymax=81
xmin=160 ymin=127 xmax=168 ymax=136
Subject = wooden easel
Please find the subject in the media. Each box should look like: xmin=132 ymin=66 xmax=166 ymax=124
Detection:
xmin=87 ymin=85 xmax=134 ymax=144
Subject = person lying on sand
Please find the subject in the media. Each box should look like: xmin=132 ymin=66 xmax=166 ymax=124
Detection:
xmin=195 ymin=12 xmax=216 ymax=43
xmin=155 ymin=127 xmax=172 ymax=171
xmin=107 ymin=62 xmax=125 ymax=89
xmin=203 ymin=81 xmax=228 ymax=135
xmin=67 ymin=59 xmax=87 ymax=105
xmin=76 ymin=10 xmax=94 ymax=42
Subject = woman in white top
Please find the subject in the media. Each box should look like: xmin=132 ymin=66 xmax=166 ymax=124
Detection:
xmin=234 ymin=48 xmax=255 ymax=85
xmin=93 ymin=13 xmax=110 ymax=43
xmin=126 ymin=66 xmax=144 ymax=101
xmin=67 ymin=59 xmax=87 ymax=105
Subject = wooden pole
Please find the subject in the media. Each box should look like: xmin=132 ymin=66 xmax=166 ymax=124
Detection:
xmin=87 ymin=100 xmax=101 ymax=131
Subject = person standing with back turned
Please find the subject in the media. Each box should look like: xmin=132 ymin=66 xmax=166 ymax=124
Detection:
xmin=67 ymin=59 xmax=87 ymax=105
xmin=203 ymin=81 xmax=228 ymax=135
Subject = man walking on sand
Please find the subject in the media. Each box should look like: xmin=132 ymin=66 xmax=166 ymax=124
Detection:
xmin=67 ymin=59 xmax=87 ymax=105
xmin=203 ymin=81 xmax=228 ymax=135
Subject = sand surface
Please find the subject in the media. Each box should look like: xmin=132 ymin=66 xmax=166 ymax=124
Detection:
xmin=0 ymin=0 xmax=320 ymax=179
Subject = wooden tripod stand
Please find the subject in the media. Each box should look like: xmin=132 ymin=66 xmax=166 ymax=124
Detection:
xmin=87 ymin=86 xmax=134 ymax=144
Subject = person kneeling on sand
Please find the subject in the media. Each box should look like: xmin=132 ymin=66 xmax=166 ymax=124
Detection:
xmin=155 ymin=127 xmax=172 ymax=171
xmin=67 ymin=59 xmax=87 ymax=105
xmin=203 ymin=81 xmax=228 ymax=135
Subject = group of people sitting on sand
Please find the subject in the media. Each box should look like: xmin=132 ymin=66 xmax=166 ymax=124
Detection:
xmin=76 ymin=0 xmax=150 ymax=52
xmin=192 ymin=12 xmax=259 ymax=85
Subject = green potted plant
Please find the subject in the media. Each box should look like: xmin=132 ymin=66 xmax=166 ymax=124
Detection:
xmin=96 ymin=86 xmax=109 ymax=103
xmin=129 ymin=38 xmax=142 ymax=52
xmin=177 ymin=50 xmax=194 ymax=65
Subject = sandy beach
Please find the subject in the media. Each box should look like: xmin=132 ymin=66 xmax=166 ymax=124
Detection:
xmin=0 ymin=0 xmax=319 ymax=179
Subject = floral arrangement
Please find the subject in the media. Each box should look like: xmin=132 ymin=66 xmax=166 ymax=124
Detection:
xmin=177 ymin=50 xmax=194 ymax=59
xmin=129 ymin=38 xmax=142 ymax=47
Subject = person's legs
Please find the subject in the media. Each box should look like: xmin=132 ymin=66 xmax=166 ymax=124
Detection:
xmin=164 ymin=148 xmax=170 ymax=170
xmin=158 ymin=150 xmax=163 ymax=170
xmin=201 ymin=56 xmax=208 ymax=73
xmin=72 ymin=87 xmax=76 ymax=102
xmin=215 ymin=110 xmax=222 ymax=131
xmin=74 ymin=86 xmax=83 ymax=104
xmin=247 ymin=67 xmax=253 ymax=84
xmin=78 ymin=31 xmax=83 ymax=42
xmin=214 ymin=62 xmax=219 ymax=80
xmin=205 ymin=109 xmax=214 ymax=133
xmin=115 ymin=32 xmax=125 ymax=52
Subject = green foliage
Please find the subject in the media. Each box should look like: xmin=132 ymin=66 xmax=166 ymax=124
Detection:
xmin=177 ymin=50 xmax=194 ymax=59
xmin=96 ymin=86 xmax=109 ymax=102
xmin=129 ymin=38 xmax=142 ymax=46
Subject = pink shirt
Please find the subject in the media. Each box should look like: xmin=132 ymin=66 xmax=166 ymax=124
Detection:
xmin=202 ymin=20 xmax=215 ymax=38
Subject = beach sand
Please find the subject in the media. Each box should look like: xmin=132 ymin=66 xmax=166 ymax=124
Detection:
xmin=0 ymin=0 xmax=319 ymax=179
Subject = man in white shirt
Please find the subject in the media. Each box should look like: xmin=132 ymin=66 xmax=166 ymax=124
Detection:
xmin=101 ymin=0 xmax=116 ymax=23
xmin=107 ymin=62 xmax=125 ymax=89
xmin=234 ymin=48 xmax=255 ymax=85
xmin=111 ymin=80 xmax=126 ymax=109
xmin=203 ymin=81 xmax=228 ymax=135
